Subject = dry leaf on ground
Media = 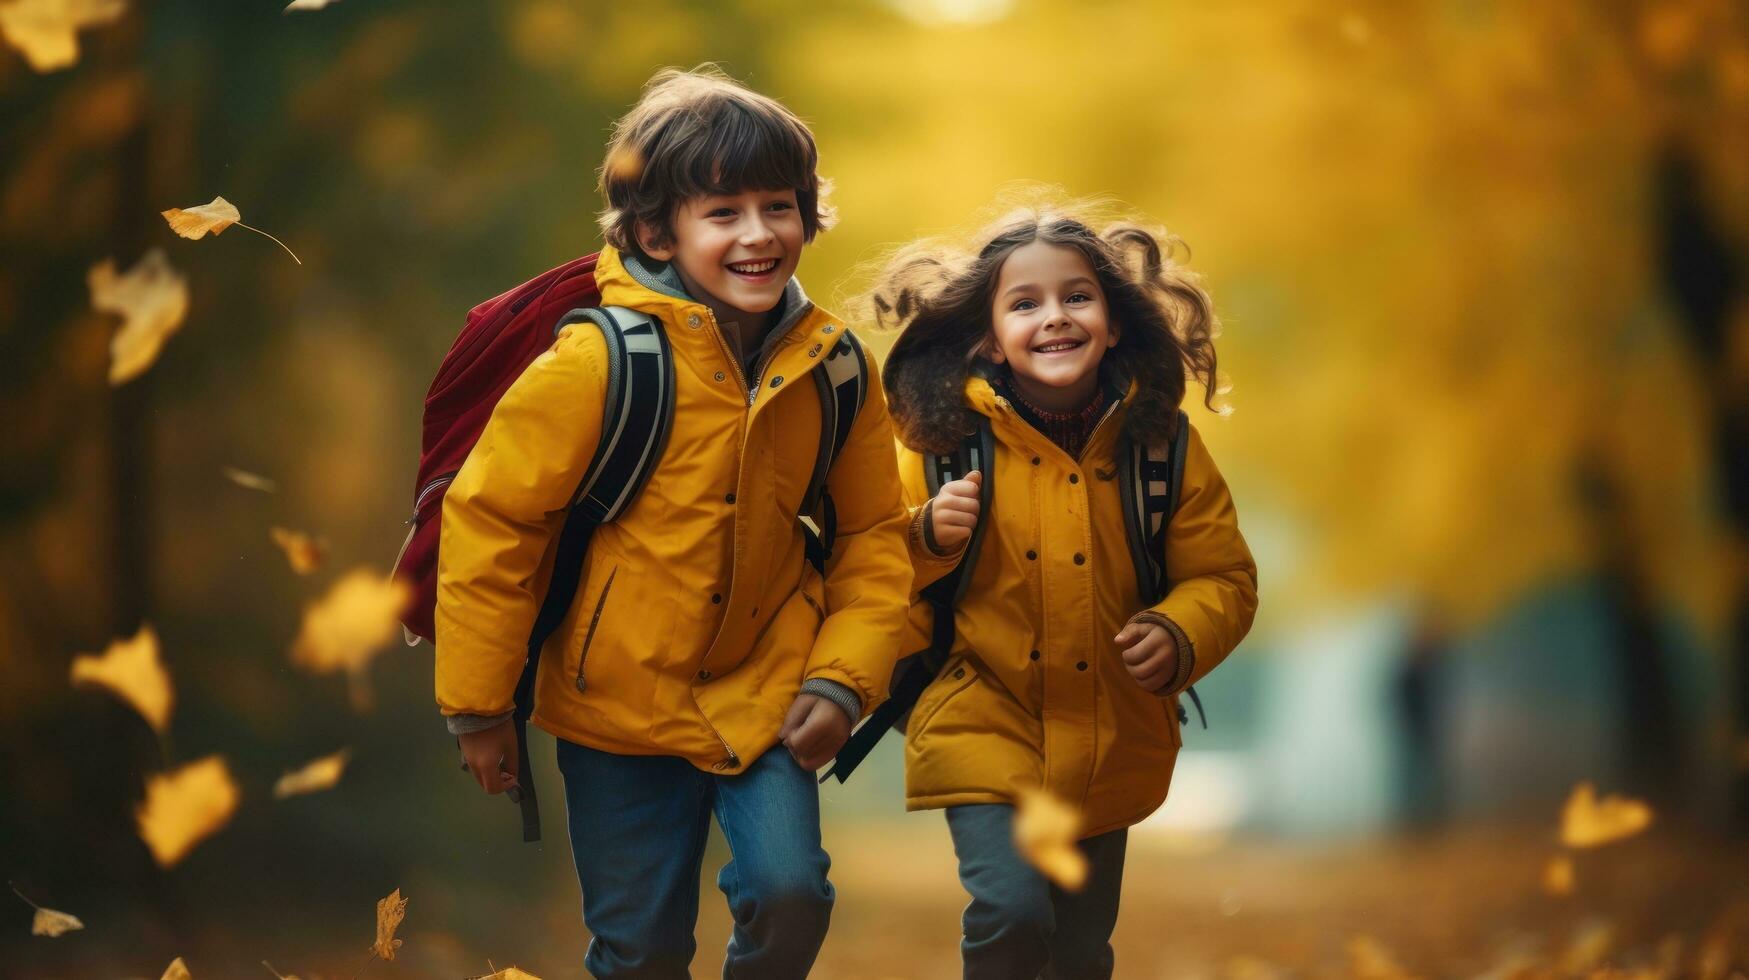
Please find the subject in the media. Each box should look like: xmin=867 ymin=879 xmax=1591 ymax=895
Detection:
xmin=69 ymin=624 xmax=172 ymax=733
xmin=136 ymin=756 xmax=239 ymax=867
xmin=291 ymin=568 xmax=409 ymax=676
xmin=222 ymin=466 xmax=278 ymax=493
xmin=89 ymin=248 xmax=189 ymax=385
xmin=1013 ymin=788 xmax=1087 ymax=892
xmin=1347 ymin=935 xmax=1419 ymax=980
xmin=372 ymin=888 xmax=407 ymax=960
xmin=161 ymin=956 xmax=191 ymax=980
xmin=1560 ymin=781 xmax=1653 ymax=848
xmin=273 ymin=748 xmax=350 ymax=799
xmin=470 ymin=968 xmax=542 ymax=980
xmin=0 ymin=0 xmax=125 ymax=72
xmin=270 ymin=527 xmax=327 ymax=575
xmin=1542 ymin=854 xmax=1575 ymax=896
xmin=160 ymin=195 xmax=300 ymax=263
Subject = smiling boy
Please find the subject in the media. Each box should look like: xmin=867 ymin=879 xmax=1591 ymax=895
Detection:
xmin=434 ymin=67 xmax=911 ymax=978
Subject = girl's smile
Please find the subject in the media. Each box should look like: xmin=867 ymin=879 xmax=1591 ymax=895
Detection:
xmin=985 ymin=241 xmax=1118 ymax=412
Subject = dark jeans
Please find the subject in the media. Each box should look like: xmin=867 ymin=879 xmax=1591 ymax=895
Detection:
xmin=946 ymin=803 xmax=1128 ymax=980
xmin=556 ymin=738 xmax=834 ymax=979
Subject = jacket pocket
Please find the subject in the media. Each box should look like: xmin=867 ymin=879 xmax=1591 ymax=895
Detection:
xmin=910 ymin=655 xmax=979 ymax=737
xmin=572 ymin=564 xmax=618 ymax=693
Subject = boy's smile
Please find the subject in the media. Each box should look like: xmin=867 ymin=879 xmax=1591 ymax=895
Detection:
xmin=641 ymin=189 xmax=805 ymax=332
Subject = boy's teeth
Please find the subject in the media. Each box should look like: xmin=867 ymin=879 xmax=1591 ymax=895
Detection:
xmin=730 ymin=259 xmax=777 ymax=273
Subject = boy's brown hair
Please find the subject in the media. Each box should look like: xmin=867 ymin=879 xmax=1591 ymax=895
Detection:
xmin=597 ymin=65 xmax=835 ymax=258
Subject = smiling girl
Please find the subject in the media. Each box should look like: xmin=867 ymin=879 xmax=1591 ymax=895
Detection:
xmin=865 ymin=197 xmax=1258 ymax=978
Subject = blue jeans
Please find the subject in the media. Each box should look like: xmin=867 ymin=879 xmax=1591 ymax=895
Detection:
xmin=556 ymin=739 xmax=834 ymax=979
xmin=946 ymin=804 xmax=1128 ymax=980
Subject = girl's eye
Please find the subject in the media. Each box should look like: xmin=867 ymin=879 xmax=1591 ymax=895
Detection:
xmin=1012 ymin=299 xmax=1037 ymax=312
xmin=1068 ymin=292 xmax=1091 ymax=304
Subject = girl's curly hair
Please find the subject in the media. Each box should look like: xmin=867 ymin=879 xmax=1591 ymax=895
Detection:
xmin=859 ymin=195 xmax=1223 ymax=456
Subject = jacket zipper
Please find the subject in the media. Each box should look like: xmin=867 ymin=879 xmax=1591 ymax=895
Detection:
xmin=573 ymin=566 xmax=617 ymax=693
xmin=1080 ymin=399 xmax=1124 ymax=461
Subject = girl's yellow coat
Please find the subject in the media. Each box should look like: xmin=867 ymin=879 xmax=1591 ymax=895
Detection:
xmin=434 ymin=246 xmax=912 ymax=773
xmin=899 ymin=377 xmax=1258 ymax=836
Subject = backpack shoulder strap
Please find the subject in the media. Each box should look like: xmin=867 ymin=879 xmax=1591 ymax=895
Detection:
xmin=1118 ymin=409 xmax=1189 ymax=605
xmin=800 ymin=329 xmax=869 ymax=568
xmin=561 ymin=305 xmax=676 ymax=524
xmin=919 ymin=417 xmax=997 ymax=608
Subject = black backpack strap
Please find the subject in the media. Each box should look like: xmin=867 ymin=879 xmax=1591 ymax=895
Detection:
xmin=1119 ymin=409 xmax=1206 ymax=730
xmin=802 ymin=330 xmax=869 ymax=571
xmin=824 ymin=419 xmax=995 ymax=784
xmin=508 ymin=305 xmax=673 ymax=842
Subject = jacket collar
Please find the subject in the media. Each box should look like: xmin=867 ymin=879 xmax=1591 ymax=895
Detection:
xmin=965 ymin=364 xmax=1138 ymax=459
xmin=600 ymin=245 xmax=816 ymax=341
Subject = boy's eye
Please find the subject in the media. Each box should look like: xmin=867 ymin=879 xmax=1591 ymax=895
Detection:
xmin=766 ymin=200 xmax=794 ymax=212
xmin=707 ymin=207 xmax=736 ymax=218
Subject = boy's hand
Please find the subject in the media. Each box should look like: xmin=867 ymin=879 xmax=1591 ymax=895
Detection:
xmin=457 ymin=720 xmax=521 ymax=795
xmin=779 ymin=693 xmax=852 ymax=772
xmin=1113 ymin=622 xmax=1179 ymax=693
xmin=928 ymin=470 xmax=982 ymax=553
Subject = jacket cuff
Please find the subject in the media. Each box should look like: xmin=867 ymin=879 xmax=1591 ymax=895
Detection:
xmin=911 ymin=502 xmax=966 ymax=563
xmin=801 ymin=678 xmax=863 ymax=725
xmin=446 ymin=710 xmax=515 ymax=736
xmin=1128 ymin=611 xmax=1197 ymax=696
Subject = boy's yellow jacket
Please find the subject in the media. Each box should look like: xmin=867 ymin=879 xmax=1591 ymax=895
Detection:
xmin=434 ymin=246 xmax=911 ymax=773
xmin=899 ymin=376 xmax=1258 ymax=837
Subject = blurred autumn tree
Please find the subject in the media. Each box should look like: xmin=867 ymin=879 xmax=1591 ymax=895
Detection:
xmin=0 ymin=0 xmax=1746 ymax=970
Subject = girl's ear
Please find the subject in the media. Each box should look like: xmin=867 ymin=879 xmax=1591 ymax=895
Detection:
xmin=979 ymin=331 xmax=1007 ymax=365
xmin=635 ymin=220 xmax=677 ymax=262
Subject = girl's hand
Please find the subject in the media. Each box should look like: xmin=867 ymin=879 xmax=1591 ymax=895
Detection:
xmin=928 ymin=470 xmax=983 ymax=553
xmin=1113 ymin=622 xmax=1179 ymax=693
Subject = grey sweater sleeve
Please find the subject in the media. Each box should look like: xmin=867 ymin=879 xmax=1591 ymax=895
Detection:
xmin=446 ymin=710 xmax=515 ymax=736
xmin=800 ymin=678 xmax=864 ymax=725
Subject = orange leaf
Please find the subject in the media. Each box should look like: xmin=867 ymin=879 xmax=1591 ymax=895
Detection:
xmin=160 ymin=957 xmax=192 ymax=980
xmin=31 ymin=906 xmax=84 ymax=936
xmin=290 ymin=568 xmax=409 ymax=676
xmin=372 ymin=887 xmax=407 ymax=961
xmin=270 ymin=527 xmax=327 ymax=576
xmin=1559 ymin=782 xmax=1653 ymax=849
xmin=89 ymin=248 xmax=189 ymax=386
xmin=0 ymin=0 xmax=125 ymax=72
xmin=1542 ymin=854 xmax=1575 ymax=897
xmin=70 ymin=624 xmax=172 ymax=734
xmin=273 ymin=748 xmax=350 ymax=799
xmin=136 ymin=756 xmax=239 ymax=867
xmin=160 ymin=196 xmax=239 ymax=239
xmin=1013 ymin=788 xmax=1086 ymax=892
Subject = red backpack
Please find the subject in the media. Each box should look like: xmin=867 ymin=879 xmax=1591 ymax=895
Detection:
xmin=392 ymin=251 xmax=870 ymax=841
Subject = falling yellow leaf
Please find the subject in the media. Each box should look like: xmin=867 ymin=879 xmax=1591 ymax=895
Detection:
xmin=160 ymin=196 xmax=239 ymax=239
xmin=31 ymin=905 xmax=84 ymax=936
xmin=160 ymin=196 xmax=301 ymax=264
xmin=1542 ymin=854 xmax=1575 ymax=897
xmin=270 ymin=527 xmax=327 ymax=576
xmin=262 ymin=960 xmax=301 ymax=980
xmin=0 ymin=0 xmax=125 ymax=72
xmin=161 ymin=956 xmax=192 ymax=980
xmin=1560 ymin=782 xmax=1654 ymax=849
xmin=372 ymin=888 xmax=407 ymax=961
xmin=283 ymin=0 xmax=340 ymax=11
xmin=136 ymin=756 xmax=239 ymax=867
xmin=69 ymin=624 xmax=172 ymax=734
xmin=291 ymin=568 xmax=409 ymax=677
xmin=222 ymin=466 xmax=278 ymax=493
xmin=273 ymin=748 xmax=350 ymax=799
xmin=89 ymin=248 xmax=190 ymax=386
xmin=1347 ymin=935 xmax=1419 ymax=980
xmin=1013 ymin=787 xmax=1086 ymax=892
